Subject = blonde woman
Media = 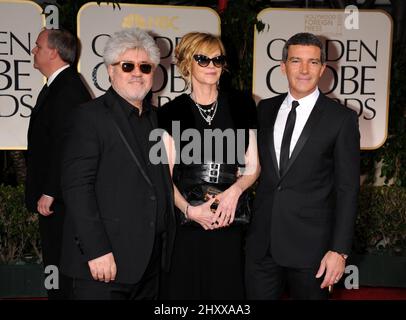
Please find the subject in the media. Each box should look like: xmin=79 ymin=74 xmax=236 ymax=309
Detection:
xmin=158 ymin=32 xmax=260 ymax=299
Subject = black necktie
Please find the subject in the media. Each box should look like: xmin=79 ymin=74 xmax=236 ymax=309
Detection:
xmin=279 ymin=100 xmax=299 ymax=176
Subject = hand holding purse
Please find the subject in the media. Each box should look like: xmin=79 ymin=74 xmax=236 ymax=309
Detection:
xmin=180 ymin=184 xmax=251 ymax=226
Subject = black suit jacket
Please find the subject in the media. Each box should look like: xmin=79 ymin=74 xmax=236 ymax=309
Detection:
xmin=246 ymin=91 xmax=360 ymax=268
xmin=25 ymin=66 xmax=91 ymax=212
xmin=60 ymin=88 xmax=176 ymax=284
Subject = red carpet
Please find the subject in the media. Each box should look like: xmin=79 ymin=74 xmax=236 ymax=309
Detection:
xmin=1 ymin=287 xmax=406 ymax=300
xmin=331 ymin=287 xmax=406 ymax=300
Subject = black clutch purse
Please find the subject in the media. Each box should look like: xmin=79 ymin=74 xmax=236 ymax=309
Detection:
xmin=179 ymin=184 xmax=252 ymax=226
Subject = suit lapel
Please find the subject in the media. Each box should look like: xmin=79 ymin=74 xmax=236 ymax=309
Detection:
xmin=30 ymin=67 xmax=73 ymax=119
xmin=104 ymin=89 xmax=153 ymax=187
xmin=279 ymin=92 xmax=325 ymax=180
xmin=28 ymin=83 xmax=50 ymax=142
xmin=269 ymin=111 xmax=280 ymax=180
xmin=267 ymin=94 xmax=286 ymax=180
xmin=30 ymin=84 xmax=50 ymax=117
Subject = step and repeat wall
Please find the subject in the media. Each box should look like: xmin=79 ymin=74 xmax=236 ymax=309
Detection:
xmin=0 ymin=1 xmax=393 ymax=150
xmin=77 ymin=2 xmax=220 ymax=105
xmin=0 ymin=1 xmax=220 ymax=149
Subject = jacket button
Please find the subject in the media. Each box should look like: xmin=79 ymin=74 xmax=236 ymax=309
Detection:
xmin=150 ymin=195 xmax=156 ymax=201
xmin=150 ymin=221 xmax=155 ymax=228
xmin=277 ymin=186 xmax=282 ymax=191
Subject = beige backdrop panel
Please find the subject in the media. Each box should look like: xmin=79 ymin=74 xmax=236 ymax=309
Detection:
xmin=0 ymin=0 xmax=44 ymax=149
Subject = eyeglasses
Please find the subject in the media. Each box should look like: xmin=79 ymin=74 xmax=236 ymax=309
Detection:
xmin=193 ymin=54 xmax=226 ymax=68
xmin=111 ymin=61 xmax=153 ymax=74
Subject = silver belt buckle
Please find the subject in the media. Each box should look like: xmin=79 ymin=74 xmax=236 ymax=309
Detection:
xmin=208 ymin=162 xmax=220 ymax=183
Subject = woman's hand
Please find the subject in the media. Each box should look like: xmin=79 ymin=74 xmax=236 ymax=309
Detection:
xmin=212 ymin=184 xmax=243 ymax=227
xmin=187 ymin=197 xmax=218 ymax=230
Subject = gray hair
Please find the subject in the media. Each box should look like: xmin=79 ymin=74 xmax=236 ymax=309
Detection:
xmin=282 ymin=32 xmax=326 ymax=64
xmin=47 ymin=29 xmax=77 ymax=64
xmin=103 ymin=28 xmax=160 ymax=66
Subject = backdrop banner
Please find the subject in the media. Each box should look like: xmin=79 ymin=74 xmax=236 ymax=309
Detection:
xmin=253 ymin=9 xmax=393 ymax=150
xmin=77 ymin=2 xmax=220 ymax=106
xmin=0 ymin=0 xmax=44 ymax=149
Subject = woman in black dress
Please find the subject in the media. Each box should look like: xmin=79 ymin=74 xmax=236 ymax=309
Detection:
xmin=158 ymin=32 xmax=260 ymax=299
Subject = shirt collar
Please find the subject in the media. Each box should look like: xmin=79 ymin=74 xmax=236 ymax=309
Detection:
xmin=47 ymin=64 xmax=70 ymax=86
xmin=286 ymin=87 xmax=320 ymax=109
xmin=110 ymin=87 xmax=151 ymax=118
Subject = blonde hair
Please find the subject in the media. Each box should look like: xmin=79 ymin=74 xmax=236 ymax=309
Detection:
xmin=175 ymin=32 xmax=226 ymax=87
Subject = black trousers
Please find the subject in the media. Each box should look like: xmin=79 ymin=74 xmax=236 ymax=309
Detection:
xmin=38 ymin=206 xmax=70 ymax=300
xmin=245 ymin=250 xmax=329 ymax=300
xmin=70 ymin=237 xmax=162 ymax=300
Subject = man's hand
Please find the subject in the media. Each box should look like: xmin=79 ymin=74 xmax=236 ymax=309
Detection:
xmin=37 ymin=195 xmax=54 ymax=216
xmin=316 ymin=250 xmax=346 ymax=288
xmin=88 ymin=252 xmax=117 ymax=282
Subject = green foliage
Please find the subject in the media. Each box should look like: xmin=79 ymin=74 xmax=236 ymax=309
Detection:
xmin=220 ymin=0 xmax=268 ymax=91
xmin=354 ymin=186 xmax=406 ymax=255
xmin=361 ymin=41 xmax=406 ymax=187
xmin=375 ymin=48 xmax=406 ymax=186
xmin=0 ymin=185 xmax=41 ymax=264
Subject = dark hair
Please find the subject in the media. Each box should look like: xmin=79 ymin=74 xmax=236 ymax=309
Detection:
xmin=282 ymin=32 xmax=325 ymax=64
xmin=47 ymin=29 xmax=77 ymax=64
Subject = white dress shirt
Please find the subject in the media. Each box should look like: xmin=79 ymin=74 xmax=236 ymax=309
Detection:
xmin=274 ymin=87 xmax=320 ymax=168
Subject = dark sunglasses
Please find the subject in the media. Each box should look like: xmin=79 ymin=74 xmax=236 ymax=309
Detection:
xmin=111 ymin=61 xmax=153 ymax=74
xmin=193 ymin=54 xmax=226 ymax=68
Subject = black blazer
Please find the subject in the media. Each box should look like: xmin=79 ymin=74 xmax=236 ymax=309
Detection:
xmin=25 ymin=66 xmax=91 ymax=212
xmin=60 ymin=88 xmax=176 ymax=284
xmin=246 ymin=91 xmax=360 ymax=268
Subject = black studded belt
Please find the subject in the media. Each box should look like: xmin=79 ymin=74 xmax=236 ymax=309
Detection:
xmin=180 ymin=163 xmax=238 ymax=184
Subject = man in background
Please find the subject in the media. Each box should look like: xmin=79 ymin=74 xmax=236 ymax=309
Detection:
xmin=25 ymin=28 xmax=91 ymax=299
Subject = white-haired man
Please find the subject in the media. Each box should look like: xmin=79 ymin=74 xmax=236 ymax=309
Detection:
xmin=60 ymin=28 xmax=175 ymax=300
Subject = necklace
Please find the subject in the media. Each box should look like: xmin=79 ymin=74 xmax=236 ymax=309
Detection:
xmin=190 ymin=94 xmax=218 ymax=126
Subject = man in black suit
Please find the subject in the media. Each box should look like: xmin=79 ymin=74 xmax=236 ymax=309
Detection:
xmin=60 ymin=28 xmax=175 ymax=300
xmin=245 ymin=32 xmax=360 ymax=299
xmin=25 ymin=28 xmax=91 ymax=299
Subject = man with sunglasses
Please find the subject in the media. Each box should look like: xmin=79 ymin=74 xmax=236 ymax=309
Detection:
xmin=60 ymin=28 xmax=175 ymax=300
